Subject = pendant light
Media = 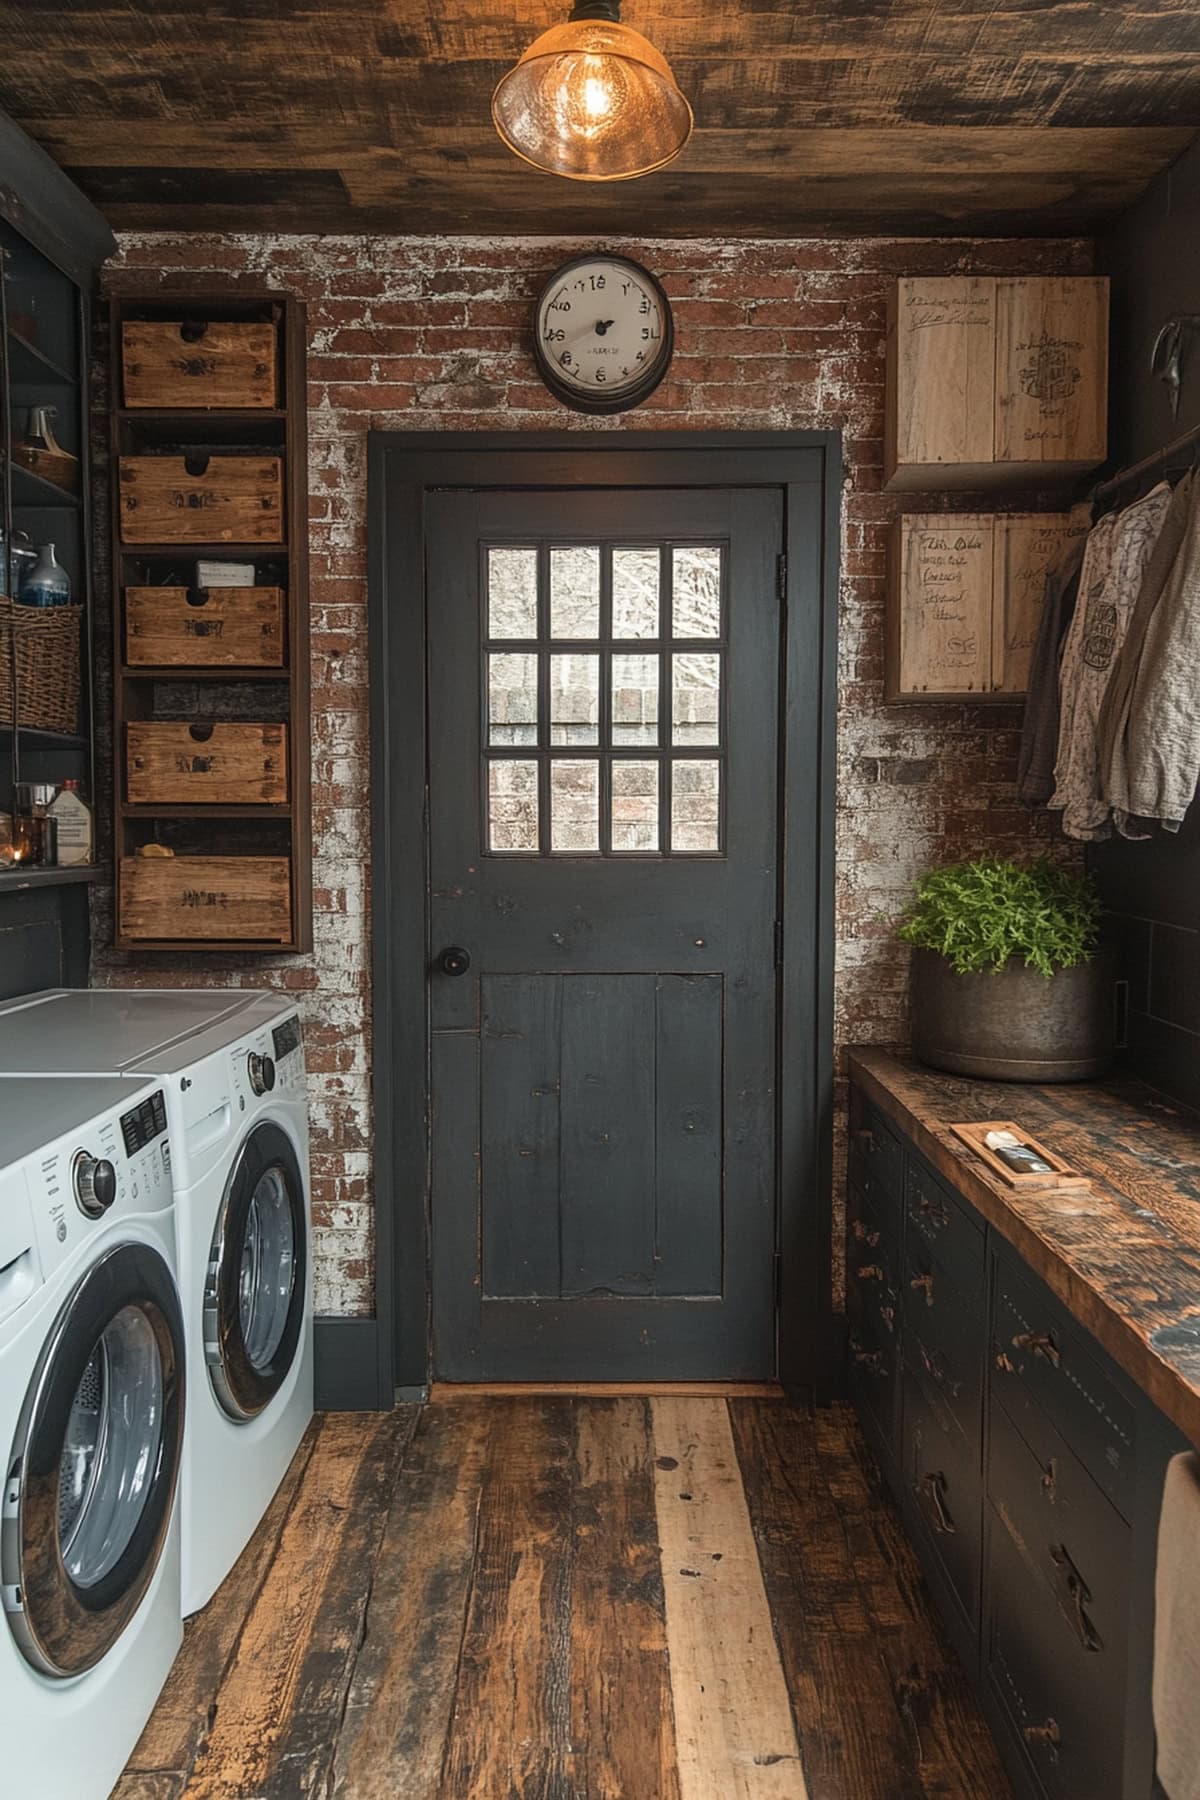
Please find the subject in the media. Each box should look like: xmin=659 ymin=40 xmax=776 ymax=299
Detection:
xmin=492 ymin=0 xmax=694 ymax=183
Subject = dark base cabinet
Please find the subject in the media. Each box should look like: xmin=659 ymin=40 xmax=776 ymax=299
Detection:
xmin=847 ymin=1081 xmax=1183 ymax=1800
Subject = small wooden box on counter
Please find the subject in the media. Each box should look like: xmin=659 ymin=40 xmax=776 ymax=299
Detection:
xmin=126 ymin=722 xmax=289 ymax=806
xmin=885 ymin=276 xmax=1108 ymax=490
xmin=887 ymin=511 xmax=1087 ymax=700
xmin=125 ymin=585 xmax=285 ymax=667
xmin=121 ymin=319 xmax=279 ymax=410
xmin=119 ymin=855 xmax=292 ymax=943
xmin=118 ymin=454 xmax=284 ymax=544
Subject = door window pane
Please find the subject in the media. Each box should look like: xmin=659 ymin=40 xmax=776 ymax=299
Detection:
xmin=488 ymin=546 xmax=538 ymax=639
xmin=550 ymin=653 xmax=600 ymax=745
xmin=550 ymin=545 xmax=600 ymax=638
xmin=672 ymin=652 xmax=721 ymax=746
xmin=612 ymin=547 xmax=660 ymax=639
xmin=671 ymin=760 xmax=721 ymax=852
xmin=488 ymin=759 xmax=539 ymax=852
xmin=550 ymin=759 xmax=600 ymax=852
xmin=488 ymin=652 xmax=539 ymax=746
xmin=673 ymin=546 xmax=722 ymax=638
xmin=612 ymin=652 xmax=660 ymax=746
xmin=612 ymin=760 xmax=659 ymax=852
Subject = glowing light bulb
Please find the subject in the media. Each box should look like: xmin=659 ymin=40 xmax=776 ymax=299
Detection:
xmin=583 ymin=73 xmax=613 ymax=119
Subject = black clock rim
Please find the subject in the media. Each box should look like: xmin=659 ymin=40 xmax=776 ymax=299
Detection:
xmin=532 ymin=252 xmax=674 ymax=417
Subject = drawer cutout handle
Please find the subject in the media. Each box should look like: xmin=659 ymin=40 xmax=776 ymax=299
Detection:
xmin=179 ymin=320 xmax=210 ymax=344
xmin=185 ymin=586 xmax=211 ymax=608
xmin=188 ymin=722 xmax=215 ymax=743
xmin=1050 ymin=1544 xmax=1104 ymax=1653
xmin=919 ymin=1471 xmax=956 ymax=1535
xmin=1012 ymin=1330 xmax=1062 ymax=1369
xmin=851 ymin=1219 xmax=881 ymax=1247
xmin=184 ymin=451 xmax=212 ymax=478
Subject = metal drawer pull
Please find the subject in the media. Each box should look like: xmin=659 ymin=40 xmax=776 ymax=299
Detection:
xmin=1012 ymin=1330 xmax=1062 ymax=1368
xmin=1023 ymin=1720 xmax=1062 ymax=1750
xmin=913 ymin=1192 xmax=950 ymax=1229
xmin=879 ymin=1304 xmax=896 ymax=1331
xmin=849 ymin=1334 xmax=885 ymax=1377
xmin=910 ymin=1272 xmax=934 ymax=1303
xmin=919 ymin=1471 xmax=956 ymax=1535
xmin=1050 ymin=1544 xmax=1104 ymax=1653
xmin=851 ymin=1219 xmax=881 ymax=1246
xmin=856 ymin=1263 xmax=883 ymax=1283
xmin=994 ymin=1351 xmax=1016 ymax=1374
xmin=1040 ymin=1456 xmax=1058 ymax=1500
xmin=855 ymin=1127 xmax=878 ymax=1152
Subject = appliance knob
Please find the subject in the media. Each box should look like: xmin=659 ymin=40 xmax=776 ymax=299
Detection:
xmin=248 ymin=1052 xmax=276 ymax=1096
xmin=75 ymin=1154 xmax=117 ymax=1219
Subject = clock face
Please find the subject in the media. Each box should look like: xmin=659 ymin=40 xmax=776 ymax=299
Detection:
xmin=533 ymin=254 xmax=673 ymax=414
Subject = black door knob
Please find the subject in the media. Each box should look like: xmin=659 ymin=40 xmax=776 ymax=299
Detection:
xmin=439 ymin=946 xmax=472 ymax=977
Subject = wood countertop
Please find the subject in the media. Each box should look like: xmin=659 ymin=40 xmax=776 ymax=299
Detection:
xmin=848 ymin=1047 xmax=1200 ymax=1446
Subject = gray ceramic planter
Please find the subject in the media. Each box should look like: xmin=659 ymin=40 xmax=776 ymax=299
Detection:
xmin=909 ymin=946 xmax=1115 ymax=1082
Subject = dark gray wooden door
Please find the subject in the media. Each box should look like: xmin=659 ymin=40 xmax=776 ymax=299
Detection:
xmin=428 ymin=486 xmax=783 ymax=1380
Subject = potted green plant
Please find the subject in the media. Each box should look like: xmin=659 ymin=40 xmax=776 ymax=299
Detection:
xmin=897 ymin=855 xmax=1114 ymax=1082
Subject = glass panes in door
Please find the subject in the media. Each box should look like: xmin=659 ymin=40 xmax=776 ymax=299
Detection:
xmin=484 ymin=540 xmax=726 ymax=856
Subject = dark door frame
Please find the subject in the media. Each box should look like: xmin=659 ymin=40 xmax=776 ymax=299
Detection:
xmin=365 ymin=430 xmax=840 ymax=1405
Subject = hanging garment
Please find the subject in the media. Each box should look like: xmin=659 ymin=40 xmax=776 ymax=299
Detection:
xmin=1017 ymin=504 xmax=1091 ymax=806
xmin=1117 ymin=471 xmax=1200 ymax=833
xmin=1049 ymin=482 xmax=1173 ymax=840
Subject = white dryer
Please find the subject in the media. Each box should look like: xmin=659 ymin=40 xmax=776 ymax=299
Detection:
xmin=0 ymin=1074 xmax=184 ymax=1800
xmin=0 ymin=989 xmax=314 ymax=1616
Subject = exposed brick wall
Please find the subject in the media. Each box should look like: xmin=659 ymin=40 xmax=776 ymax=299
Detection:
xmin=96 ymin=232 xmax=1088 ymax=1318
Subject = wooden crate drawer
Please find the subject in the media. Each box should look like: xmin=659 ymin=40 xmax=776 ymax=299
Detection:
xmin=986 ymin=1502 xmax=1125 ymax=1800
xmin=905 ymin=1155 xmax=984 ymax=1291
xmin=122 ymin=319 xmax=278 ymax=409
xmin=902 ymin=1362 xmax=983 ymax=1628
xmin=991 ymin=1255 xmax=1136 ymax=1520
xmin=119 ymin=455 xmax=284 ymax=544
xmin=125 ymin=585 xmax=285 ymax=667
xmin=119 ymin=856 xmax=291 ymax=942
xmin=905 ymin=1234 xmax=985 ymax=1446
xmin=848 ymin=1085 xmax=904 ymax=1207
xmin=126 ymin=722 xmax=288 ymax=805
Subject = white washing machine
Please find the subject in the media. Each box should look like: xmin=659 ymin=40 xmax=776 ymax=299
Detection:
xmin=0 ymin=989 xmax=314 ymax=1617
xmin=0 ymin=1073 xmax=184 ymax=1800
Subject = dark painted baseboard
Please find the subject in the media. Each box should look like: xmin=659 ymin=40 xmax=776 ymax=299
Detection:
xmin=313 ymin=1316 xmax=394 ymax=1411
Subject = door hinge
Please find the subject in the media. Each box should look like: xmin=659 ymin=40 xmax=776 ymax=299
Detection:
xmin=774 ymin=918 xmax=784 ymax=967
xmin=776 ymin=552 xmax=787 ymax=602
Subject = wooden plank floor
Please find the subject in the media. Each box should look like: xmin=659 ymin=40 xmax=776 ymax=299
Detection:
xmin=116 ymin=1397 xmax=1012 ymax=1800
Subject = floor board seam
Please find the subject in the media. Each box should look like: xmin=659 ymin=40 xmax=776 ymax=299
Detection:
xmin=433 ymin=1406 xmax=493 ymax=1798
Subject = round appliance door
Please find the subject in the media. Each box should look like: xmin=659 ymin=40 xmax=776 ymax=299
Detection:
xmin=3 ymin=1242 xmax=185 ymax=1678
xmin=205 ymin=1120 xmax=306 ymax=1422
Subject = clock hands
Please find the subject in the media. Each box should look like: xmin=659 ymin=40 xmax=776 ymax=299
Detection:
xmin=594 ymin=318 xmax=616 ymax=336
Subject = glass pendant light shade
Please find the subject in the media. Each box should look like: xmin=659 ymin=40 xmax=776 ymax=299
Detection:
xmin=492 ymin=2 xmax=693 ymax=182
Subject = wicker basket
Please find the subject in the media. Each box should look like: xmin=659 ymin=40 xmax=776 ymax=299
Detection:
xmin=0 ymin=598 xmax=82 ymax=734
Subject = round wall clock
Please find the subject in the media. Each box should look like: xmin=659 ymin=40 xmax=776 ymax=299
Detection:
xmin=532 ymin=253 xmax=674 ymax=414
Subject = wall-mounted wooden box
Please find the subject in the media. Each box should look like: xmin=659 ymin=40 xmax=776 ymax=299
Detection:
xmin=885 ymin=276 xmax=1108 ymax=491
xmin=125 ymin=585 xmax=285 ymax=667
xmin=118 ymin=454 xmax=284 ymax=544
xmin=886 ymin=511 xmax=1087 ymax=701
xmin=118 ymin=855 xmax=292 ymax=943
xmin=126 ymin=722 xmax=288 ymax=806
xmin=121 ymin=318 xmax=279 ymax=410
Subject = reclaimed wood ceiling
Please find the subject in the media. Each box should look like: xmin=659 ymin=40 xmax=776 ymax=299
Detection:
xmin=1 ymin=1 xmax=1198 ymax=237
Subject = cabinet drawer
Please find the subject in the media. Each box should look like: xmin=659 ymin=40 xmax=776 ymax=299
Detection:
xmin=902 ymin=1363 xmax=983 ymax=1628
xmin=906 ymin=1155 xmax=984 ymax=1291
xmin=848 ymin=1291 xmax=900 ymax=1444
xmin=992 ymin=1257 xmax=1136 ymax=1519
xmin=848 ymin=1187 xmax=903 ymax=1342
xmin=119 ymin=454 xmax=284 ymax=544
xmin=126 ymin=722 xmax=288 ymax=806
xmin=125 ymin=585 xmax=285 ymax=667
xmin=988 ymin=1391 xmax=1130 ymax=1676
xmin=848 ymin=1086 xmax=904 ymax=1206
xmin=905 ymin=1234 xmax=984 ymax=1446
xmin=986 ymin=1505 xmax=1125 ymax=1800
xmin=119 ymin=855 xmax=292 ymax=943
xmin=122 ymin=318 xmax=279 ymax=410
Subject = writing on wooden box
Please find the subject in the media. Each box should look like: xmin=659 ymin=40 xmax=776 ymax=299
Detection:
xmin=995 ymin=278 xmax=1107 ymax=469
xmin=122 ymin=320 xmax=279 ymax=410
xmin=125 ymin=586 xmax=285 ymax=667
xmin=119 ymin=855 xmax=292 ymax=942
xmin=126 ymin=722 xmax=289 ymax=806
xmin=119 ymin=455 xmax=284 ymax=544
xmin=889 ymin=515 xmax=992 ymax=697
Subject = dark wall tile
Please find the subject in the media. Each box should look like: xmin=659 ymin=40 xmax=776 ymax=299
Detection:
xmin=1149 ymin=922 xmax=1200 ymax=1035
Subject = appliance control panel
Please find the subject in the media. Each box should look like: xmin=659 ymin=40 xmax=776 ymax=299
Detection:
xmin=26 ymin=1093 xmax=174 ymax=1280
xmin=233 ymin=1015 xmax=305 ymax=1108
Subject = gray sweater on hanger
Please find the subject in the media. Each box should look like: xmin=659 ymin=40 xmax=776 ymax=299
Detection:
xmin=1098 ymin=469 xmax=1200 ymax=833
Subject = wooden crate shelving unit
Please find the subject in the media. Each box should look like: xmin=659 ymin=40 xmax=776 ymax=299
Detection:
xmin=110 ymin=292 xmax=312 ymax=952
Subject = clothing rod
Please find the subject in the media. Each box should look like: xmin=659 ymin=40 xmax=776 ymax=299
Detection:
xmin=1092 ymin=421 xmax=1200 ymax=503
